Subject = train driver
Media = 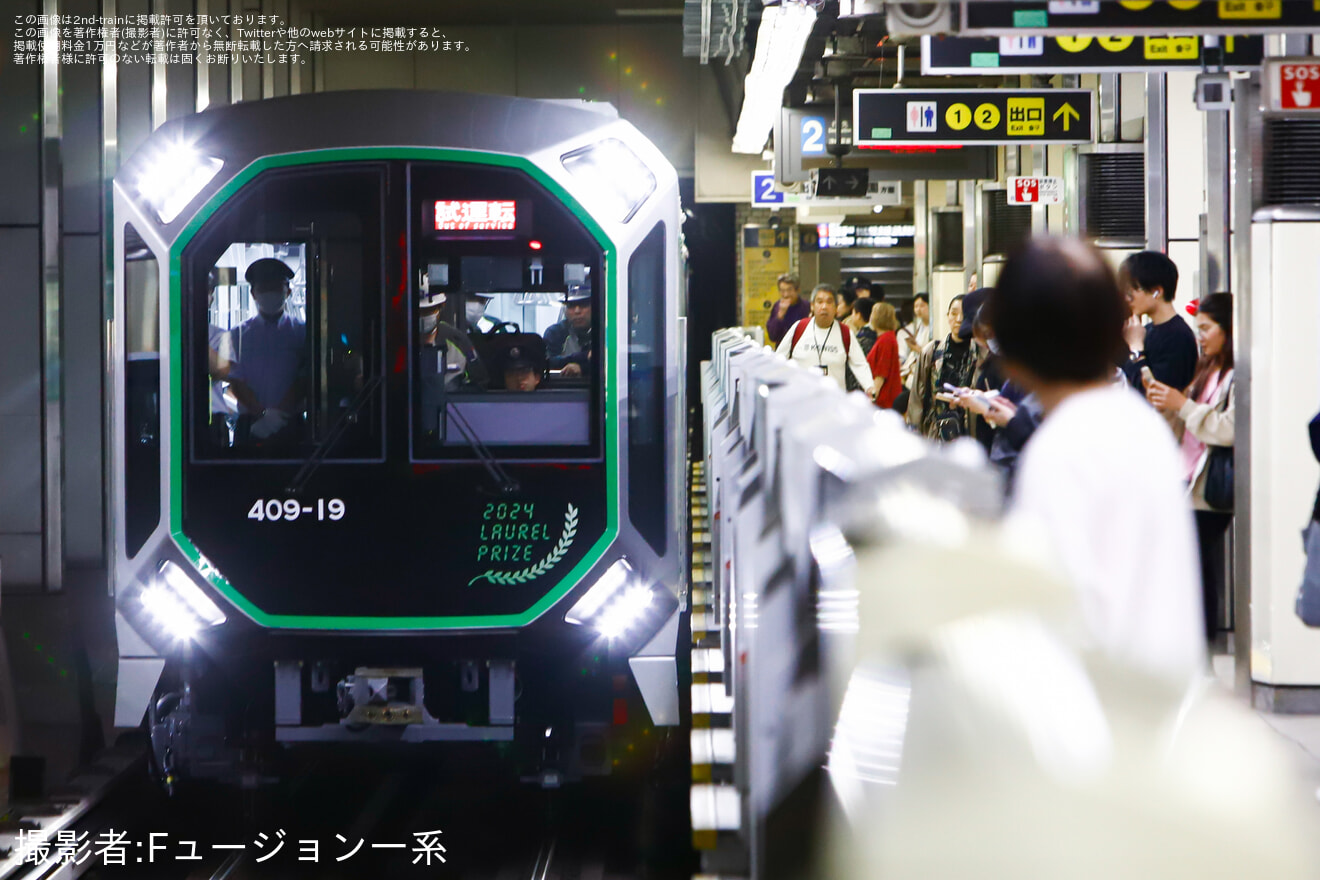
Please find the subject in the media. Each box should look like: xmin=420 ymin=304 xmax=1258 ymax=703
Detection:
xmin=543 ymin=290 xmax=593 ymax=378
xmin=228 ymin=257 xmax=307 ymax=442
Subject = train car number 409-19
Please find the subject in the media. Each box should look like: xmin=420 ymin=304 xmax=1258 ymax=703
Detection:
xmin=247 ymin=498 xmax=346 ymax=522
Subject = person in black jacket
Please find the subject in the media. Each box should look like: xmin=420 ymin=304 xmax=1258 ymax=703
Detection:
xmin=1118 ymin=251 xmax=1198 ymax=393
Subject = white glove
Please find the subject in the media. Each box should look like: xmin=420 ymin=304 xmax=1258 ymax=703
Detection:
xmin=250 ymin=408 xmax=289 ymax=439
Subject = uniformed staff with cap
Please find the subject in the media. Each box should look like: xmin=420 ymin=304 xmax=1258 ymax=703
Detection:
xmin=491 ymin=335 xmax=548 ymax=392
xmin=228 ymin=257 xmax=307 ymax=442
xmin=464 ymin=291 xmax=497 ymax=335
xmin=543 ymin=291 xmax=593 ymax=377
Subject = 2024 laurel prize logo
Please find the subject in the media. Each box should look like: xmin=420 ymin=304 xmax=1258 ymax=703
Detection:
xmin=469 ymin=503 xmax=578 ymax=586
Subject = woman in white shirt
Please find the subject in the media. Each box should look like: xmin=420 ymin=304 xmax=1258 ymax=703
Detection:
xmin=986 ymin=237 xmax=1205 ymax=686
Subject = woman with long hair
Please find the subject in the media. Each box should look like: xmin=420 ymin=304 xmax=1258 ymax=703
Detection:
xmin=1146 ymin=292 xmax=1235 ymax=642
xmin=866 ymin=301 xmax=903 ymax=410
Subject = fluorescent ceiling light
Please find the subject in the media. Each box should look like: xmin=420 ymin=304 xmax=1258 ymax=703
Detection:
xmin=732 ymin=1 xmax=818 ymax=154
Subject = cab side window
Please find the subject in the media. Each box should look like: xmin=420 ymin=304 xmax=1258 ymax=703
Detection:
xmin=187 ymin=167 xmax=384 ymax=461
xmin=123 ymin=223 xmax=160 ymax=557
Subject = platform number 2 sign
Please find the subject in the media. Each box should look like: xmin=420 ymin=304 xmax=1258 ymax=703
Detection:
xmin=800 ymin=116 xmax=827 ymax=155
xmin=751 ymin=172 xmax=784 ymax=207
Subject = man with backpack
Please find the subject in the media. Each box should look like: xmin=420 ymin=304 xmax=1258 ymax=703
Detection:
xmin=775 ymin=284 xmax=879 ymax=399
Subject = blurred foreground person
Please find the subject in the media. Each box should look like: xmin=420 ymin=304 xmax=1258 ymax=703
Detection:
xmin=1146 ymin=293 xmax=1235 ymax=641
xmin=987 ymin=238 xmax=1204 ymax=684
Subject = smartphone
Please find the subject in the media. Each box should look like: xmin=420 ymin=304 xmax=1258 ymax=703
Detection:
xmin=934 ymin=392 xmax=960 ymax=404
xmin=1140 ymin=366 xmax=1155 ymax=386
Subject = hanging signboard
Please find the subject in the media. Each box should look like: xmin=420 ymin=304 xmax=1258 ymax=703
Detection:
xmin=921 ymin=34 xmax=1264 ymax=74
xmin=853 ymin=88 xmax=1093 ymax=148
xmin=1007 ymin=176 xmax=1065 ymax=205
xmin=961 ymin=2 xmax=1320 ymax=36
xmin=751 ymin=171 xmax=904 ymax=209
xmin=740 ymin=226 xmax=791 ymax=331
xmin=1265 ymin=58 xmax=1320 ymax=113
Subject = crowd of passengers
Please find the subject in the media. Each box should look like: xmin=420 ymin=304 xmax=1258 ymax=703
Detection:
xmin=767 ymin=240 xmax=1259 ymax=687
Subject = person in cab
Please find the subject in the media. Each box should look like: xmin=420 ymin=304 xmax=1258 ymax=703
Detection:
xmin=227 ymin=257 xmax=307 ymax=443
xmin=544 ymin=290 xmax=593 ymax=378
xmin=490 ymin=335 xmax=549 ymax=392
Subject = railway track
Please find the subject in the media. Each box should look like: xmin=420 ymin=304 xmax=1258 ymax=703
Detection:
xmin=3 ymin=743 xmax=686 ymax=880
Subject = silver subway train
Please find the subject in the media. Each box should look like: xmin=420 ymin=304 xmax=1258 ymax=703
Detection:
xmin=110 ymin=90 xmax=687 ymax=789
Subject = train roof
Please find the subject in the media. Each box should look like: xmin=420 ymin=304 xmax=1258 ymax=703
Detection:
xmin=116 ymin=90 xmax=630 ymax=237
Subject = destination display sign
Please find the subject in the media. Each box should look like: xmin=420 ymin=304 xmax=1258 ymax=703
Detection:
xmin=853 ymin=88 xmax=1093 ymax=148
xmin=922 ymin=33 xmax=1264 ymax=74
xmin=961 ymin=2 xmax=1320 ymax=35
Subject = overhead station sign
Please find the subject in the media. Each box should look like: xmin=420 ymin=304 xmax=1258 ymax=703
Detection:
xmin=853 ymin=88 xmax=1093 ymax=148
xmin=922 ymin=34 xmax=1264 ymax=74
xmin=961 ymin=1 xmax=1320 ymax=35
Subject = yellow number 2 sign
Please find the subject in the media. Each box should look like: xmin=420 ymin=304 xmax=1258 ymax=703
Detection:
xmin=974 ymin=103 xmax=1001 ymax=131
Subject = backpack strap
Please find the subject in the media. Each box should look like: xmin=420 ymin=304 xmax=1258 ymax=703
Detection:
xmin=788 ymin=318 xmax=808 ymax=358
xmin=839 ymin=323 xmax=852 ymax=356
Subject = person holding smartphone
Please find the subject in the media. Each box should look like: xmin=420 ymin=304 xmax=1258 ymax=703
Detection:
xmin=1119 ymin=251 xmax=1197 ymax=397
xmin=1145 ymin=292 xmax=1235 ymax=642
xmin=899 ymin=293 xmax=932 ymax=384
xmin=913 ymin=294 xmax=977 ymax=442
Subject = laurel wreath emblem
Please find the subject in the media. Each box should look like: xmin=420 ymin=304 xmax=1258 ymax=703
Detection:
xmin=468 ymin=504 xmax=579 ymax=586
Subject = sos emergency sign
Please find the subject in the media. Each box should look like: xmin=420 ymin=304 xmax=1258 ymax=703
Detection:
xmin=1007 ymin=176 xmax=1063 ymax=206
xmin=1266 ymin=58 xmax=1320 ymax=112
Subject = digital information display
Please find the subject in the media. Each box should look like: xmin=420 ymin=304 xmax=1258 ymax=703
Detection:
xmin=433 ymin=200 xmax=518 ymax=232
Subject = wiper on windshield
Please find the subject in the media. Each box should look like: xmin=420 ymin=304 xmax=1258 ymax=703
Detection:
xmin=444 ymin=402 xmax=521 ymax=496
xmin=285 ymin=374 xmax=385 ymax=495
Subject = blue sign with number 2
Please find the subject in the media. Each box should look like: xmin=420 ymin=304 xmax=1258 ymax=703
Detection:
xmin=800 ymin=116 xmax=827 ymax=155
xmin=752 ymin=172 xmax=784 ymax=206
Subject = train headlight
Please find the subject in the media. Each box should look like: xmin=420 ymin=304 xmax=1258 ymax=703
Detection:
xmin=566 ymin=559 xmax=668 ymax=641
xmin=141 ymin=561 xmax=226 ymax=640
xmin=560 ymin=139 xmax=655 ymax=224
xmin=134 ymin=141 xmax=223 ymax=224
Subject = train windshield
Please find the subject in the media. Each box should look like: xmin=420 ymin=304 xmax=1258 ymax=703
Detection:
xmin=409 ymin=163 xmax=604 ymax=460
xmin=184 ymin=166 xmax=384 ymax=462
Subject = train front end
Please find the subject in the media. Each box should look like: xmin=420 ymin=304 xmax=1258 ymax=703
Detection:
xmin=109 ymin=91 xmax=686 ymax=787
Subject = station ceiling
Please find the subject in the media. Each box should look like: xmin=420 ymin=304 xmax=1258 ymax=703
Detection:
xmin=299 ymin=0 xmax=686 ymax=27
